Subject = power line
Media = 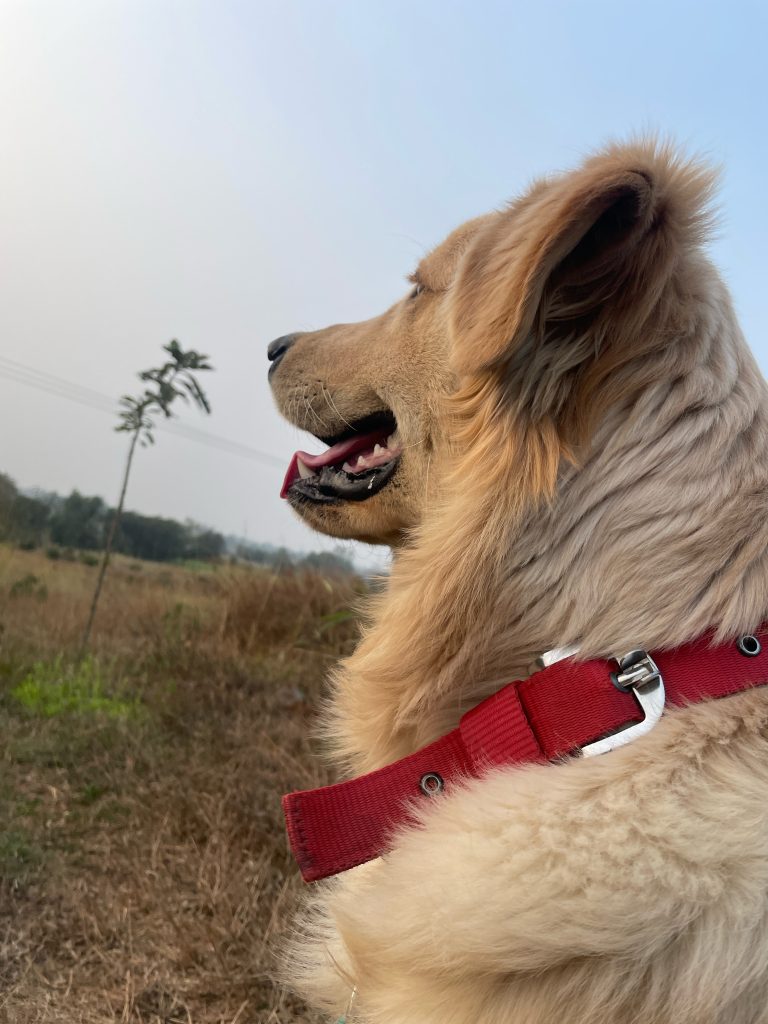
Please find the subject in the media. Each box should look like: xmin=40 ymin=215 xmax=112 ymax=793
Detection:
xmin=0 ymin=354 xmax=286 ymax=469
xmin=0 ymin=355 xmax=118 ymax=409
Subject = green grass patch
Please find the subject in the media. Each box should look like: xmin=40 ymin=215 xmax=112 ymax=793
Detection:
xmin=78 ymin=782 xmax=108 ymax=805
xmin=177 ymin=558 xmax=217 ymax=573
xmin=10 ymin=657 xmax=143 ymax=719
xmin=0 ymin=827 xmax=42 ymax=881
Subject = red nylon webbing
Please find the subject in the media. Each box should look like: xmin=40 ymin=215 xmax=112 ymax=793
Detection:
xmin=284 ymin=729 xmax=473 ymax=881
xmin=282 ymin=626 xmax=768 ymax=882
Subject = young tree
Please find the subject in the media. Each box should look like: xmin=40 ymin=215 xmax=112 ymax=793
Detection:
xmin=80 ymin=340 xmax=213 ymax=653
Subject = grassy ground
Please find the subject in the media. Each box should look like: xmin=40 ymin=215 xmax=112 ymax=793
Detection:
xmin=0 ymin=545 xmax=364 ymax=1023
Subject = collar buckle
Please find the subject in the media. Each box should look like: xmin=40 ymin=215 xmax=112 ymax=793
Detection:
xmin=611 ymin=648 xmax=662 ymax=692
xmin=581 ymin=649 xmax=665 ymax=757
xmin=536 ymin=645 xmax=666 ymax=758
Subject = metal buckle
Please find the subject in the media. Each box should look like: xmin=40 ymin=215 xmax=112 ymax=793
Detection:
xmin=611 ymin=649 xmax=661 ymax=692
xmin=582 ymin=649 xmax=665 ymax=757
xmin=536 ymin=643 xmax=581 ymax=669
xmin=536 ymin=645 xmax=666 ymax=758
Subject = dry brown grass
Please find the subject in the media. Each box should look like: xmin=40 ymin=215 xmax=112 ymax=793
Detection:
xmin=0 ymin=546 xmax=363 ymax=1023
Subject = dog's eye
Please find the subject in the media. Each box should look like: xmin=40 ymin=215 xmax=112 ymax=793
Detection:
xmin=408 ymin=283 xmax=424 ymax=300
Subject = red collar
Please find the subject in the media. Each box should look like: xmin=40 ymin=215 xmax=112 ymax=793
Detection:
xmin=283 ymin=628 xmax=768 ymax=882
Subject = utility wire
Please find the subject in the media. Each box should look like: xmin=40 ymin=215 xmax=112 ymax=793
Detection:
xmin=0 ymin=354 xmax=286 ymax=469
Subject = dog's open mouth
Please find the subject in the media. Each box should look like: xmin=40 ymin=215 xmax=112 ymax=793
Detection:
xmin=280 ymin=411 xmax=402 ymax=503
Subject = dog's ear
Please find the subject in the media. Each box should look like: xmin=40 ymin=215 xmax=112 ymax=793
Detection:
xmin=450 ymin=142 xmax=715 ymax=442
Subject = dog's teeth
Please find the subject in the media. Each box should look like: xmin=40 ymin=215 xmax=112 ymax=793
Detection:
xmin=357 ymin=456 xmax=369 ymax=469
xmin=342 ymin=461 xmax=355 ymax=473
xmin=374 ymin=444 xmax=384 ymax=456
xmin=297 ymin=459 xmax=316 ymax=480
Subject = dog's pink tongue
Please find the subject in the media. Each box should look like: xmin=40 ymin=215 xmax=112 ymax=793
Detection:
xmin=280 ymin=429 xmax=387 ymax=498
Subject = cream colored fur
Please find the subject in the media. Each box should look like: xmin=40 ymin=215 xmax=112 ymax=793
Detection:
xmin=271 ymin=140 xmax=768 ymax=1023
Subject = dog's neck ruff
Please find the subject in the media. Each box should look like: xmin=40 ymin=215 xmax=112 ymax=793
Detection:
xmin=283 ymin=628 xmax=768 ymax=883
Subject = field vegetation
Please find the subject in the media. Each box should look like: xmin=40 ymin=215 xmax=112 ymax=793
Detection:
xmin=0 ymin=544 xmax=364 ymax=1023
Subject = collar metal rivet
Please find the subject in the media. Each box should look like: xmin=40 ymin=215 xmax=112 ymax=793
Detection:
xmin=419 ymin=772 xmax=444 ymax=796
xmin=737 ymin=635 xmax=761 ymax=657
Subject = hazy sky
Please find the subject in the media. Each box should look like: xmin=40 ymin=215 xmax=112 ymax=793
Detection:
xmin=1 ymin=0 xmax=766 ymax=567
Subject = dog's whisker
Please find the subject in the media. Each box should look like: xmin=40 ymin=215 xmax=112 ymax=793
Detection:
xmin=322 ymin=385 xmax=354 ymax=431
xmin=304 ymin=393 xmax=330 ymax=431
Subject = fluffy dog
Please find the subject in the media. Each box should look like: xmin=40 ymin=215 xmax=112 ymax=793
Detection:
xmin=268 ymin=140 xmax=768 ymax=1023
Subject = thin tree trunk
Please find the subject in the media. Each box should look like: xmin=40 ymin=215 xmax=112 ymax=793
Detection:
xmin=80 ymin=426 xmax=140 ymax=656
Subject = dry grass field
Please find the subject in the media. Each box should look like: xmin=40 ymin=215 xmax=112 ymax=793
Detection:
xmin=0 ymin=544 xmax=364 ymax=1023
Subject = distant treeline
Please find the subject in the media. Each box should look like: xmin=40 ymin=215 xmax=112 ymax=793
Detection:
xmin=0 ymin=472 xmax=355 ymax=574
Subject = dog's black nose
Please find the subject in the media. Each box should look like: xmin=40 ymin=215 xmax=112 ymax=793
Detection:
xmin=267 ymin=333 xmax=298 ymax=379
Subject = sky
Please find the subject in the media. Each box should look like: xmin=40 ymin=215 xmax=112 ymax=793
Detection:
xmin=1 ymin=0 xmax=766 ymax=568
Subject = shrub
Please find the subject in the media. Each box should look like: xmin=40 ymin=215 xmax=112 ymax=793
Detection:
xmin=9 ymin=573 xmax=48 ymax=601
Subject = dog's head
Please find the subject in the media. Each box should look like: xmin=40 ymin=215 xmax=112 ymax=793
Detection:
xmin=269 ymin=141 xmax=714 ymax=546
